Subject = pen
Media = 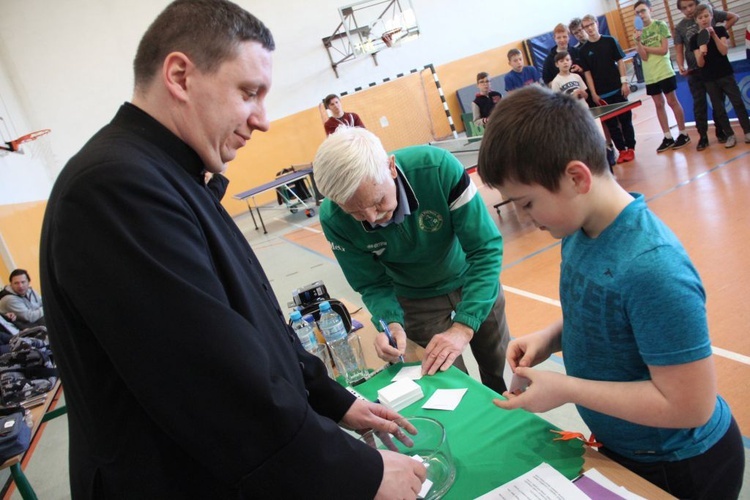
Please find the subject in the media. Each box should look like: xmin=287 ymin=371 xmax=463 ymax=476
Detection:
xmin=379 ymin=318 xmax=405 ymax=363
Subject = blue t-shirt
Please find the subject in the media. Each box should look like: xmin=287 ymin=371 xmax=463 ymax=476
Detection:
xmin=504 ymin=66 xmax=540 ymax=92
xmin=560 ymin=194 xmax=731 ymax=462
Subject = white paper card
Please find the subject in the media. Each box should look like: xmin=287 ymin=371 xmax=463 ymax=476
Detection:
xmin=421 ymin=388 xmax=467 ymax=411
xmin=391 ymin=365 xmax=423 ymax=382
xmin=475 ymin=462 xmax=589 ymax=499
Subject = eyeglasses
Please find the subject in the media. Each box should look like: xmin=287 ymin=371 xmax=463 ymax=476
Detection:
xmin=582 ymin=23 xmax=596 ymax=29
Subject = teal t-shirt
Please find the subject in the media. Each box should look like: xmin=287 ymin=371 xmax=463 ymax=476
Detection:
xmin=560 ymin=194 xmax=731 ymax=462
xmin=640 ymin=20 xmax=675 ymax=85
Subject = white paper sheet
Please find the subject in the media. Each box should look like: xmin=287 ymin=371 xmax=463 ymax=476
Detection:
xmin=391 ymin=365 xmax=423 ymax=381
xmin=475 ymin=462 xmax=589 ymax=499
xmin=421 ymin=388 xmax=467 ymax=411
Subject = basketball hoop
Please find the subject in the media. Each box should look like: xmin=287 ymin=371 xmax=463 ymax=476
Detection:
xmin=381 ymin=27 xmax=402 ymax=48
xmin=0 ymin=129 xmax=51 ymax=153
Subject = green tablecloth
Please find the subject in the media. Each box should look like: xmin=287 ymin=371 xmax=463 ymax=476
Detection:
xmin=354 ymin=364 xmax=584 ymax=499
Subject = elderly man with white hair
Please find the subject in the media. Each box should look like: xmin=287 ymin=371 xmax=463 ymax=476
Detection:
xmin=314 ymin=127 xmax=510 ymax=393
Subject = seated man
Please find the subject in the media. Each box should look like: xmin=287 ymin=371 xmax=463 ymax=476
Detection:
xmin=0 ymin=269 xmax=44 ymax=328
xmin=314 ymin=127 xmax=510 ymax=394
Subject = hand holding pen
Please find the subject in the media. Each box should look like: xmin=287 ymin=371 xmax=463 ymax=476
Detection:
xmin=376 ymin=319 xmax=405 ymax=364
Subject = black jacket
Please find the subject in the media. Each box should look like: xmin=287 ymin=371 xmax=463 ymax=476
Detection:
xmin=40 ymin=103 xmax=381 ymax=499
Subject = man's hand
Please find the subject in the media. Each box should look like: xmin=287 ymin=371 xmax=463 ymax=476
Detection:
xmin=341 ymin=399 xmax=418 ymax=443
xmin=421 ymin=323 xmax=472 ymax=376
xmin=375 ymin=450 xmax=427 ymax=500
xmin=621 ymin=82 xmax=631 ymax=97
xmin=3 ymin=312 xmax=16 ymax=322
xmin=374 ymin=322 xmax=406 ymax=364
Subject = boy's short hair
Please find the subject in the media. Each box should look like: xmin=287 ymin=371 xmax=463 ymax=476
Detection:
xmin=477 ymin=86 xmax=607 ymax=192
xmin=323 ymin=94 xmax=339 ymax=108
xmin=568 ymin=18 xmax=583 ymax=32
xmin=694 ymin=3 xmax=711 ymax=15
xmin=582 ymin=14 xmax=597 ymax=25
xmin=507 ymin=48 xmax=522 ymax=60
xmin=477 ymin=72 xmax=489 ymax=82
xmin=554 ymin=51 xmax=570 ymax=63
xmin=634 ymin=0 xmax=651 ymax=9
xmin=553 ymin=23 xmax=568 ymax=35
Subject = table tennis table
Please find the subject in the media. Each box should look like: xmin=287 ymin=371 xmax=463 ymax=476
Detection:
xmin=429 ymin=99 xmax=642 ymax=217
xmin=233 ymin=164 xmax=322 ymax=234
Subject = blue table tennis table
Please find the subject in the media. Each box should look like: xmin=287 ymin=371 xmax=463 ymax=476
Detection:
xmin=429 ymin=99 xmax=642 ymax=217
xmin=233 ymin=164 xmax=322 ymax=234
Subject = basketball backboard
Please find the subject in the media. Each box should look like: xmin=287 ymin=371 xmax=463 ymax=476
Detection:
xmin=322 ymin=0 xmax=419 ymax=77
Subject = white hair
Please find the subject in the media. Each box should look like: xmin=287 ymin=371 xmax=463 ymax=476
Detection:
xmin=313 ymin=127 xmax=392 ymax=205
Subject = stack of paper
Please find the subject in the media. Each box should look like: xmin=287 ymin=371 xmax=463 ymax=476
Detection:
xmin=377 ymin=378 xmax=424 ymax=411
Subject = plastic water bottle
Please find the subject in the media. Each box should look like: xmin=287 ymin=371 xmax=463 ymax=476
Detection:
xmin=290 ymin=310 xmax=317 ymax=351
xmin=291 ymin=311 xmax=334 ymax=378
xmin=318 ymin=301 xmax=366 ymax=385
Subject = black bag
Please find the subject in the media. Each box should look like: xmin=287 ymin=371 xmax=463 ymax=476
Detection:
xmin=0 ymin=346 xmax=57 ymax=407
xmin=0 ymin=407 xmax=31 ymax=462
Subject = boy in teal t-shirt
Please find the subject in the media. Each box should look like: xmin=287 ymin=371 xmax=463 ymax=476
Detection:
xmin=633 ymin=0 xmax=690 ymax=153
xmin=477 ymin=86 xmax=744 ymax=499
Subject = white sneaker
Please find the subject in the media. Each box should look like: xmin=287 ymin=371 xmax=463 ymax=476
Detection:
xmin=725 ymin=135 xmax=736 ymax=148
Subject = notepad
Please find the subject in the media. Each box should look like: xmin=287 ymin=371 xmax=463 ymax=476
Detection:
xmin=377 ymin=378 xmax=424 ymax=411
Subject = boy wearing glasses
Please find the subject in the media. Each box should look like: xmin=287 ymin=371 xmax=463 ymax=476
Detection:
xmin=472 ymin=72 xmax=502 ymax=127
xmin=633 ymin=0 xmax=690 ymax=153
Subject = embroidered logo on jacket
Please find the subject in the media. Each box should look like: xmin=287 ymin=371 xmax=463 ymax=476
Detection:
xmin=418 ymin=210 xmax=443 ymax=232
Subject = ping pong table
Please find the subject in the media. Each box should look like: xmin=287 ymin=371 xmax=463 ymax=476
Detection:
xmin=233 ymin=164 xmax=322 ymax=234
xmin=429 ymin=99 xmax=642 ymax=216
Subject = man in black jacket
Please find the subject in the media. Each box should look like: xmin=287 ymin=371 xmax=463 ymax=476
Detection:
xmin=40 ymin=1 xmax=425 ymax=498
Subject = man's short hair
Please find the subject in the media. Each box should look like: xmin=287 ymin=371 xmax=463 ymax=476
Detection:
xmin=676 ymin=0 xmax=700 ymax=11
xmin=554 ymin=51 xmax=570 ymax=63
xmin=694 ymin=3 xmax=712 ymax=16
xmin=569 ymin=18 xmax=583 ymax=32
xmin=634 ymin=0 xmax=652 ymax=9
xmin=478 ymin=86 xmax=607 ymax=192
xmin=313 ymin=127 xmax=392 ymax=205
xmin=323 ymin=94 xmax=339 ymax=108
xmin=477 ymin=72 xmax=489 ymax=82
xmin=9 ymin=269 xmax=30 ymax=283
xmin=133 ymin=0 xmax=275 ymax=90
xmin=553 ymin=23 xmax=568 ymax=35
xmin=507 ymin=48 xmax=522 ymax=60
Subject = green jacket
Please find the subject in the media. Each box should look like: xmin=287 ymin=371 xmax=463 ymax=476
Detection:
xmin=320 ymin=145 xmax=503 ymax=332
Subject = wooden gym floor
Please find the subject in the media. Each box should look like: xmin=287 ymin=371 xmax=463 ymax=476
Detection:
xmin=282 ymin=94 xmax=750 ymax=445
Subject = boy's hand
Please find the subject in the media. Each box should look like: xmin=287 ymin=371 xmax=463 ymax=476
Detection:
xmin=492 ymin=366 xmax=569 ymax=413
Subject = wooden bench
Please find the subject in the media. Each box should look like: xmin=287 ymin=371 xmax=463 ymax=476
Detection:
xmin=1 ymin=381 xmax=66 ymax=500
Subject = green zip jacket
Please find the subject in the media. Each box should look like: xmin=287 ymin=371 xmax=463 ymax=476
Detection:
xmin=320 ymin=145 xmax=503 ymax=332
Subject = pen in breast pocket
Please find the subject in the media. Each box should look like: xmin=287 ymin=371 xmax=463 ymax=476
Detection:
xmin=379 ymin=318 xmax=405 ymax=363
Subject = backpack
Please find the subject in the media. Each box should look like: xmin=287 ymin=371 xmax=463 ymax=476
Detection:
xmin=0 ymin=328 xmax=57 ymax=406
xmin=0 ymin=406 xmax=31 ymax=463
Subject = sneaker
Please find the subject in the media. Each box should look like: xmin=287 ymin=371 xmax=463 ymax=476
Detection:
xmin=696 ymin=136 xmax=709 ymax=151
xmin=673 ymin=134 xmax=691 ymax=149
xmin=616 ymin=149 xmax=628 ymax=164
xmin=745 ymin=132 xmax=750 ymax=144
xmin=617 ymin=149 xmax=635 ymax=163
xmin=725 ymin=135 xmax=736 ymax=148
xmin=656 ymin=137 xmax=675 ymax=153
